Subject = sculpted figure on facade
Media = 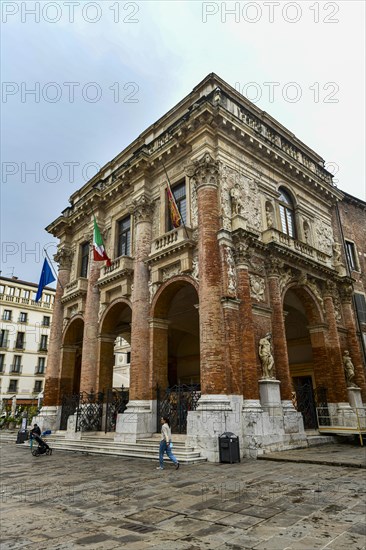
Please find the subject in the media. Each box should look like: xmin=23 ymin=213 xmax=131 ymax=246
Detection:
xmin=250 ymin=274 xmax=265 ymax=302
xmin=191 ymin=250 xmax=199 ymax=281
xmin=343 ymin=350 xmax=356 ymax=387
xmin=162 ymin=262 xmax=181 ymax=282
xmin=279 ymin=267 xmax=293 ymax=294
xmin=265 ymin=203 xmax=274 ymax=228
xmin=259 ymin=333 xmax=275 ymax=379
xmin=224 ymin=246 xmax=237 ymax=295
xmin=148 ymin=280 xmax=160 ymax=303
xmin=315 ymin=220 xmax=334 ymax=255
xmin=219 ymin=164 xmax=233 ymax=231
xmin=190 ymin=179 xmax=198 ymax=229
xmin=230 ymin=182 xmax=244 ymax=216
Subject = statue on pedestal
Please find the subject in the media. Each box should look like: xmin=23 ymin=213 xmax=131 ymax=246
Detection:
xmin=259 ymin=333 xmax=275 ymax=379
xmin=343 ymin=350 xmax=356 ymax=387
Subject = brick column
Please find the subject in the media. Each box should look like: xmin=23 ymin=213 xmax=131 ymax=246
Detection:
xmin=192 ymin=154 xmax=226 ymax=394
xmin=129 ymin=195 xmax=153 ymax=401
xmin=235 ymin=241 xmax=259 ymax=400
xmin=79 ymin=259 xmax=101 ymax=393
xmin=58 ymin=345 xmax=78 ymax=397
xmin=97 ymin=335 xmax=115 ymax=393
xmin=266 ymin=259 xmax=293 ymax=401
xmin=309 ymin=326 xmax=338 ymax=403
xmin=43 ymin=247 xmax=73 ymax=406
xmin=340 ymin=283 xmax=366 ymax=397
xmin=149 ymin=318 xmax=169 ymax=394
xmin=323 ymin=282 xmax=348 ymax=402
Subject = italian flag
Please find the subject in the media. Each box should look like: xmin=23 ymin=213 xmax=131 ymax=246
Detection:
xmin=93 ymin=217 xmax=112 ymax=266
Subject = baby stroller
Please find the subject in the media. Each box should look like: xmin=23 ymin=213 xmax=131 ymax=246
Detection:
xmin=31 ymin=433 xmax=52 ymax=457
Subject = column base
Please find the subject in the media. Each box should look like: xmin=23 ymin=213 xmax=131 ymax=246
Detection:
xmin=114 ymin=400 xmax=157 ymax=443
xmin=32 ymin=406 xmax=61 ymax=433
xmin=186 ymin=394 xmax=243 ymax=462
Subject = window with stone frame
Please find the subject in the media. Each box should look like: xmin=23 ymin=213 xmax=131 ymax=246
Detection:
xmin=39 ymin=334 xmax=48 ymax=351
xmin=34 ymin=380 xmax=43 ymax=394
xmin=80 ymin=242 xmax=89 ymax=278
xmin=0 ymin=329 xmax=9 ymax=348
xmin=278 ymin=187 xmax=296 ymax=238
xmin=15 ymin=331 xmax=25 ymax=350
xmin=0 ymin=354 xmax=5 ymax=373
xmin=42 ymin=316 xmax=50 ymax=327
xmin=19 ymin=312 xmax=27 ymax=323
xmin=355 ymin=293 xmax=366 ymax=324
xmin=117 ymin=215 xmax=131 ymax=257
xmin=166 ymin=180 xmax=187 ymax=231
xmin=8 ymin=379 xmax=18 ymax=393
xmin=36 ymin=357 xmax=46 ymax=374
xmin=11 ymin=355 xmax=22 ymax=373
xmin=345 ymin=241 xmax=359 ymax=272
xmin=2 ymin=309 xmax=12 ymax=321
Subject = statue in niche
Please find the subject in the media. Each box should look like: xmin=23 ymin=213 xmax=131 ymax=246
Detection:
xmin=332 ymin=242 xmax=342 ymax=266
xmin=343 ymin=350 xmax=356 ymax=387
xmin=303 ymin=222 xmax=310 ymax=244
xmin=259 ymin=333 xmax=275 ymax=379
xmin=230 ymin=182 xmax=244 ymax=216
xmin=265 ymin=204 xmax=273 ymax=228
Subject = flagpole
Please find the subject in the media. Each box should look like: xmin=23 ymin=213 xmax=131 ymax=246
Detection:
xmin=43 ymin=247 xmax=63 ymax=290
xmin=161 ymin=160 xmax=190 ymax=240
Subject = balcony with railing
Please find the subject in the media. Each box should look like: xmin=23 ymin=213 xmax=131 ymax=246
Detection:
xmin=9 ymin=364 xmax=22 ymax=374
xmin=149 ymin=226 xmax=196 ymax=263
xmin=0 ymin=294 xmax=52 ymax=309
xmin=262 ymin=227 xmax=332 ymax=268
xmin=62 ymin=277 xmax=88 ymax=302
xmin=97 ymin=256 xmax=134 ymax=288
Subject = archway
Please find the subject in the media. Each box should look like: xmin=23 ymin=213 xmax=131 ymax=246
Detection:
xmin=60 ymin=316 xmax=84 ymax=397
xmin=98 ymin=300 xmax=132 ymax=393
xmin=152 ymin=277 xmax=200 ymax=433
xmin=283 ymin=287 xmax=326 ymax=429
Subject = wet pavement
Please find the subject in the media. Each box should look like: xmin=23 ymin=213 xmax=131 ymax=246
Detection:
xmin=1 ymin=441 xmax=365 ymax=549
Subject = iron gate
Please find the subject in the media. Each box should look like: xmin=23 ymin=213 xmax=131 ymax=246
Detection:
xmin=60 ymin=388 xmax=129 ymax=432
xmin=157 ymin=383 xmax=201 ymax=433
xmin=293 ymin=377 xmax=328 ymax=429
xmin=105 ymin=387 xmax=129 ymax=433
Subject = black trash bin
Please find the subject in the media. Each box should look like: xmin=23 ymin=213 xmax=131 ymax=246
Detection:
xmin=218 ymin=432 xmax=240 ymax=464
xmin=16 ymin=430 xmax=29 ymax=444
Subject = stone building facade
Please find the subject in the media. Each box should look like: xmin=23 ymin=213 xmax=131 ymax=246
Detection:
xmin=40 ymin=74 xmax=365 ymax=460
xmin=0 ymin=276 xmax=55 ymax=409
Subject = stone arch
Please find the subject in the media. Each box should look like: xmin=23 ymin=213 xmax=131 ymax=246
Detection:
xmin=98 ymin=298 xmax=132 ymax=393
xmin=150 ymin=275 xmax=200 ymax=391
xmin=60 ymin=316 xmax=84 ymax=396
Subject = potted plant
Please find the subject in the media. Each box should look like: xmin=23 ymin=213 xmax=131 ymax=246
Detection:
xmin=6 ymin=416 xmax=17 ymax=429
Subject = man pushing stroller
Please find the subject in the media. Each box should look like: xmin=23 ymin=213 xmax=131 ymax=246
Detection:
xmin=30 ymin=424 xmax=52 ymax=456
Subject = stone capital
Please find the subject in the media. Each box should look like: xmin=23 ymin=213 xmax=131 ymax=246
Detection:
xmin=54 ymin=247 xmax=73 ymax=270
xmin=189 ymin=153 xmax=219 ymax=190
xmin=131 ymin=194 xmax=153 ymax=224
xmin=339 ymin=281 xmax=354 ymax=303
xmin=265 ymin=257 xmax=283 ymax=277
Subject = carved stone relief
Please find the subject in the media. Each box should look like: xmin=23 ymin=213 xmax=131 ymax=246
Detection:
xmin=151 ymin=198 xmax=160 ymax=240
xmin=279 ymin=268 xmax=294 ymax=294
xmin=220 ymin=165 xmax=261 ymax=232
xmin=314 ymin=220 xmax=334 ymax=255
xmin=162 ymin=262 xmax=181 ymax=282
xmin=249 ymin=274 xmax=265 ymax=302
xmin=224 ymin=246 xmax=237 ymax=295
xmin=190 ymin=179 xmax=198 ymax=230
xmin=148 ymin=281 xmax=160 ymax=303
xmin=191 ymin=250 xmax=199 ymax=281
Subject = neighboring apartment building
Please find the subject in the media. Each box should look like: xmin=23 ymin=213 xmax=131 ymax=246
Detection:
xmin=0 ymin=276 xmax=55 ymax=410
xmin=39 ymin=74 xmax=365 ymax=461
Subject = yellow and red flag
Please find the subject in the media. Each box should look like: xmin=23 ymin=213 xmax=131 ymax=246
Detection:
xmin=166 ymin=181 xmax=181 ymax=228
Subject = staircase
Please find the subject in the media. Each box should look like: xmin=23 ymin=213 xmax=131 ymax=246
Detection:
xmin=19 ymin=432 xmax=207 ymax=464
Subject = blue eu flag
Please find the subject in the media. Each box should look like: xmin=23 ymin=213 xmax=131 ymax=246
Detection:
xmin=35 ymin=258 xmax=56 ymax=303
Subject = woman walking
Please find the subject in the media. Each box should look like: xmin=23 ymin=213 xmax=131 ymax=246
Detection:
xmin=157 ymin=416 xmax=179 ymax=470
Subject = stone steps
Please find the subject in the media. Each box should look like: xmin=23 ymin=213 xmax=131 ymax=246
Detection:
xmin=22 ymin=432 xmax=207 ymax=464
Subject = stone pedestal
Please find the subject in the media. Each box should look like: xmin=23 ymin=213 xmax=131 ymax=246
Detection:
xmin=66 ymin=414 xmax=82 ymax=440
xmin=347 ymin=386 xmax=363 ymax=410
xmin=186 ymin=394 xmax=243 ymax=462
xmin=114 ymin=400 xmax=156 ymax=443
xmin=336 ymin=402 xmax=357 ymax=426
xmin=33 ymin=406 xmax=61 ymax=433
xmin=259 ymin=379 xmax=282 ymax=416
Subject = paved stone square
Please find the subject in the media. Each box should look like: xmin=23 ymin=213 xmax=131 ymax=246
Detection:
xmin=1 ymin=443 xmax=365 ymax=549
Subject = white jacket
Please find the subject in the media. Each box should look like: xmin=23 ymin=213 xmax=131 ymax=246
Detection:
xmin=161 ymin=423 xmax=172 ymax=443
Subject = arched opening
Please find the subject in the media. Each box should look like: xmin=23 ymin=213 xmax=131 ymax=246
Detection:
xmin=98 ymin=300 xmax=132 ymax=392
xmin=284 ymin=287 xmax=326 ymax=429
xmin=278 ymin=187 xmax=296 ymax=238
xmin=152 ymin=277 xmax=200 ymax=433
xmin=60 ymin=317 xmax=84 ymax=397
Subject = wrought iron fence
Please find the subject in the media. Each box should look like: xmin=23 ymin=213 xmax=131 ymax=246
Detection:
xmin=105 ymin=387 xmax=129 ymax=433
xmin=75 ymin=391 xmax=104 ymax=432
xmin=157 ymin=383 xmax=201 ymax=434
xmin=60 ymin=393 xmax=80 ymax=430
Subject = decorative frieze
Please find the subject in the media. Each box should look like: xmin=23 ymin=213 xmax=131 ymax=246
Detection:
xmin=162 ymin=262 xmax=181 ymax=282
xmin=314 ymin=220 xmax=334 ymax=255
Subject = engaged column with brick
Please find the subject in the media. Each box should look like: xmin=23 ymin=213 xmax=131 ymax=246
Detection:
xmin=192 ymin=154 xmax=226 ymax=394
xmin=43 ymin=247 xmax=73 ymax=407
xmin=266 ymin=258 xmax=293 ymax=401
xmin=79 ymin=258 xmax=101 ymax=393
xmin=235 ymin=240 xmax=259 ymax=401
xmin=323 ymin=282 xmax=348 ymax=403
xmin=340 ymin=282 xmax=366 ymax=397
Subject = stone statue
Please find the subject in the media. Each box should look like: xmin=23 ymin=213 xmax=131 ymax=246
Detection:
xmin=332 ymin=242 xmax=342 ymax=265
xmin=259 ymin=333 xmax=275 ymax=379
xmin=230 ymin=183 xmax=244 ymax=216
xmin=265 ymin=205 xmax=273 ymax=228
xmin=343 ymin=350 xmax=356 ymax=387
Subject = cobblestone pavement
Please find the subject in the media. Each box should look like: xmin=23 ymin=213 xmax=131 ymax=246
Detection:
xmin=1 ymin=443 xmax=365 ymax=550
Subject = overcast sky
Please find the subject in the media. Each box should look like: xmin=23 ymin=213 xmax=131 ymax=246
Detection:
xmin=1 ymin=0 xmax=365 ymax=284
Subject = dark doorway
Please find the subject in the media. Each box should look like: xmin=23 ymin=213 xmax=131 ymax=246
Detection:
xmin=293 ymin=376 xmax=317 ymax=430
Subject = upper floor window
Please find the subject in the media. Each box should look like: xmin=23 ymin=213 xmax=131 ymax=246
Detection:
xmin=167 ymin=181 xmax=187 ymax=231
xmin=23 ymin=290 xmax=30 ymax=299
xmin=36 ymin=357 xmax=46 ymax=374
xmin=0 ymin=354 xmax=5 ymax=373
xmin=2 ymin=310 xmax=12 ymax=321
xmin=278 ymin=188 xmax=296 ymax=238
xmin=80 ymin=242 xmax=89 ymax=278
xmin=39 ymin=335 xmax=48 ymax=351
xmin=355 ymin=293 xmax=366 ymax=324
xmin=117 ymin=216 xmax=131 ymax=257
xmin=0 ymin=329 xmax=9 ymax=348
xmin=34 ymin=380 xmax=43 ymax=394
xmin=42 ymin=316 xmax=50 ymax=327
xmin=19 ymin=312 xmax=27 ymax=323
xmin=15 ymin=331 xmax=25 ymax=350
xmin=7 ymin=287 xmax=15 ymax=296
xmin=44 ymin=294 xmax=52 ymax=304
xmin=8 ymin=379 xmax=18 ymax=393
xmin=11 ymin=355 xmax=22 ymax=373
xmin=345 ymin=241 xmax=358 ymax=272
xmin=0 ymin=285 xmax=5 ymax=294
